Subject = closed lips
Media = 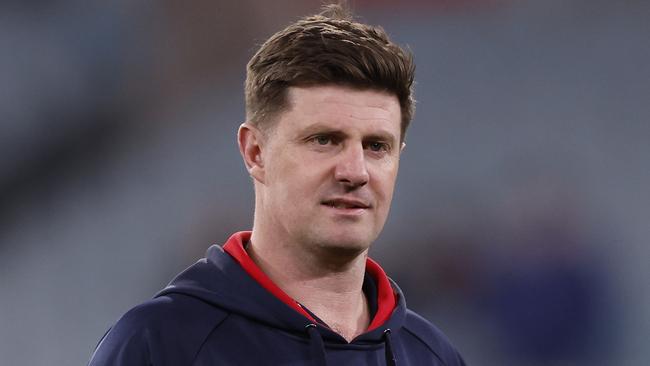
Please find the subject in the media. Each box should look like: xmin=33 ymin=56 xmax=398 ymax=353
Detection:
xmin=322 ymin=199 xmax=370 ymax=209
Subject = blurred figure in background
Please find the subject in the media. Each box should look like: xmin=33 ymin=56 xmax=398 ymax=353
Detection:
xmin=480 ymin=164 xmax=616 ymax=365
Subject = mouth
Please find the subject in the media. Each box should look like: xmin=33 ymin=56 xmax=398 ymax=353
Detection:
xmin=321 ymin=198 xmax=371 ymax=210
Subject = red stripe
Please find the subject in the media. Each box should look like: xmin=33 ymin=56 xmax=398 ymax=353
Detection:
xmin=365 ymin=257 xmax=397 ymax=331
xmin=222 ymin=231 xmax=397 ymax=331
xmin=223 ymin=231 xmax=317 ymax=323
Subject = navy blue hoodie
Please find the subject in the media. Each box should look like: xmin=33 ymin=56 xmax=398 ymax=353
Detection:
xmin=88 ymin=232 xmax=466 ymax=365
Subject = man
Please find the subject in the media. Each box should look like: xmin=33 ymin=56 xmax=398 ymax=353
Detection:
xmin=89 ymin=5 xmax=466 ymax=366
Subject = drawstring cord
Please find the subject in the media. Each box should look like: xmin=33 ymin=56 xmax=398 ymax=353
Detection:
xmin=305 ymin=324 xmax=328 ymax=366
xmin=384 ymin=329 xmax=397 ymax=366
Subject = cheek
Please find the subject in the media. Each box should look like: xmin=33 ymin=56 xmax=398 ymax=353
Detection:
xmin=372 ymin=164 xmax=399 ymax=198
xmin=269 ymin=158 xmax=320 ymax=204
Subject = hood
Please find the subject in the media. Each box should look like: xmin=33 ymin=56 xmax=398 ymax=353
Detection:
xmin=155 ymin=231 xmax=407 ymax=344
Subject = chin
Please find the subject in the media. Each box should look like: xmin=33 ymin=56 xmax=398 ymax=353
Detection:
xmin=312 ymin=231 xmax=374 ymax=256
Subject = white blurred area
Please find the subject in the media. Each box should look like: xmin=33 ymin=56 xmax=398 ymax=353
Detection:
xmin=1 ymin=1 xmax=649 ymax=365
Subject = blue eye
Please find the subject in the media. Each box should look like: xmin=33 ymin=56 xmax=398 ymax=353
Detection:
xmin=315 ymin=135 xmax=331 ymax=145
xmin=367 ymin=141 xmax=388 ymax=152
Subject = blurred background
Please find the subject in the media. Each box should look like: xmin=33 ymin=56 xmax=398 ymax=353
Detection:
xmin=1 ymin=0 xmax=648 ymax=365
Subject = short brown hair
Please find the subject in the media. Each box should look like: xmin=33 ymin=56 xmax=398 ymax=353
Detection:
xmin=245 ymin=4 xmax=415 ymax=141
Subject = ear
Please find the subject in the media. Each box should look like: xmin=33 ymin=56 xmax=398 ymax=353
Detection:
xmin=238 ymin=123 xmax=266 ymax=184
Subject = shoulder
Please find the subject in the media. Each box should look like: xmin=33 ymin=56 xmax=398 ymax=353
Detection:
xmin=89 ymin=294 xmax=228 ymax=366
xmin=119 ymin=293 xmax=228 ymax=337
xmin=402 ymin=309 xmax=467 ymax=366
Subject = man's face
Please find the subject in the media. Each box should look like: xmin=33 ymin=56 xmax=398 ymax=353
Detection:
xmin=255 ymin=85 xmax=403 ymax=255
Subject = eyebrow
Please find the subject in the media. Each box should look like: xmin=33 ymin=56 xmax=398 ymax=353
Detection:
xmin=297 ymin=123 xmax=397 ymax=144
xmin=298 ymin=123 xmax=344 ymax=138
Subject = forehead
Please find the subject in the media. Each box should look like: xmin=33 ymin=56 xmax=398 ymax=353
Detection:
xmin=277 ymin=85 xmax=401 ymax=136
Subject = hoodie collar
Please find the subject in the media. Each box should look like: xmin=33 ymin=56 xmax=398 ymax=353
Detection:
xmin=222 ymin=231 xmax=397 ymax=332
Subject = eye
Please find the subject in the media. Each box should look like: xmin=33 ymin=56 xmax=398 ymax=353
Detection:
xmin=314 ymin=135 xmax=331 ymax=145
xmin=366 ymin=141 xmax=389 ymax=152
xmin=308 ymin=134 xmax=340 ymax=147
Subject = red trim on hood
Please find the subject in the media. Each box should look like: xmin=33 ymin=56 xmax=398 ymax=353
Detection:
xmin=365 ymin=257 xmax=397 ymax=331
xmin=223 ymin=231 xmax=317 ymax=323
xmin=222 ymin=231 xmax=397 ymax=331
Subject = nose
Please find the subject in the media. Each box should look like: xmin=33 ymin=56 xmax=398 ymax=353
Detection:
xmin=334 ymin=144 xmax=369 ymax=187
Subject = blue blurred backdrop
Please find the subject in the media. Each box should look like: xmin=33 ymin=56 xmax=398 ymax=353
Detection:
xmin=1 ymin=1 xmax=649 ymax=365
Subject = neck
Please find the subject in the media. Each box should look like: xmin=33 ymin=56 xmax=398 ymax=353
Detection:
xmin=247 ymin=227 xmax=370 ymax=342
